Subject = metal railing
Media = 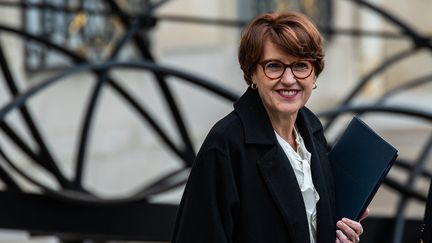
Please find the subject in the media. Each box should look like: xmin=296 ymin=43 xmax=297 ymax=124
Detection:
xmin=0 ymin=0 xmax=430 ymax=242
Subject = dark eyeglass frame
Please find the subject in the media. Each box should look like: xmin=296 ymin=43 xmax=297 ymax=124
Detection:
xmin=258 ymin=59 xmax=315 ymax=80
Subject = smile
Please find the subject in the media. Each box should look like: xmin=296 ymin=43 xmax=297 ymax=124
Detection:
xmin=277 ymin=89 xmax=299 ymax=97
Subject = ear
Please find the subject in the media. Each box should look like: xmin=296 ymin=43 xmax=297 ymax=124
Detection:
xmin=250 ymin=73 xmax=257 ymax=83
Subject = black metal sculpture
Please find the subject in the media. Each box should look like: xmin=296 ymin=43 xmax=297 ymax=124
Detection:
xmin=0 ymin=0 xmax=430 ymax=243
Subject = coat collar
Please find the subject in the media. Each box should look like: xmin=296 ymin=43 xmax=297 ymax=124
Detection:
xmin=233 ymin=88 xmax=275 ymax=145
xmin=233 ymin=88 xmax=322 ymax=145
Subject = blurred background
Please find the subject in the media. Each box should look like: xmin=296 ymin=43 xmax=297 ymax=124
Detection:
xmin=0 ymin=0 xmax=430 ymax=242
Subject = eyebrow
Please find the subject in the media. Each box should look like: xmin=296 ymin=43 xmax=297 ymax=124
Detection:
xmin=260 ymin=58 xmax=312 ymax=64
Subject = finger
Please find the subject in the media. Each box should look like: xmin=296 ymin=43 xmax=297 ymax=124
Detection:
xmin=337 ymin=220 xmax=360 ymax=242
xmin=337 ymin=228 xmax=360 ymax=243
xmin=359 ymin=208 xmax=370 ymax=222
xmin=342 ymin=218 xmax=364 ymax=235
xmin=336 ymin=229 xmax=351 ymax=243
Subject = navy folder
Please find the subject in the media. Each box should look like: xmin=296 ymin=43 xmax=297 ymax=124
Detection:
xmin=329 ymin=117 xmax=398 ymax=221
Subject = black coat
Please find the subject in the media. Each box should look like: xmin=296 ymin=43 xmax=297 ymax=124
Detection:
xmin=172 ymin=88 xmax=336 ymax=243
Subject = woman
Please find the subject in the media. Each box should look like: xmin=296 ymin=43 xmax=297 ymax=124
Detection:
xmin=172 ymin=11 xmax=367 ymax=243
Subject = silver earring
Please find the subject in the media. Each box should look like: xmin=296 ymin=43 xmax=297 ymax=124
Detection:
xmin=312 ymin=82 xmax=317 ymax=90
xmin=251 ymin=83 xmax=257 ymax=90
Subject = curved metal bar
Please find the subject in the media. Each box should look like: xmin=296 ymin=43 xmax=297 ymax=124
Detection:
xmin=2 ymin=3 xmax=420 ymax=41
xmin=103 ymin=2 xmax=212 ymax=167
xmin=348 ymin=0 xmax=432 ymax=50
xmin=73 ymin=71 xmax=108 ymax=189
xmin=132 ymin=167 xmax=190 ymax=198
xmin=394 ymin=158 xmax=432 ymax=179
xmin=0 ymin=20 xmax=197 ymax=193
xmin=339 ymin=47 xmax=420 ymax=105
xmin=157 ymin=14 xmax=432 ymax=40
xmin=0 ymin=164 xmax=20 ymax=191
xmin=0 ymin=0 xmax=169 ymax=17
xmin=0 ymin=25 xmax=83 ymax=63
xmin=0 ymin=65 xmax=99 ymax=132
xmin=0 ymin=20 xmax=207 ymax=188
xmin=110 ymin=18 xmax=144 ymax=60
xmin=157 ymin=14 xmax=247 ymax=28
xmin=99 ymin=60 xmax=238 ymax=169
xmin=392 ymin=134 xmax=432 ymax=243
xmin=384 ymin=177 xmax=428 ymax=202
xmin=0 ymin=121 xmax=46 ymax=169
xmin=323 ymin=47 xmax=421 ymax=130
xmin=317 ymin=104 xmax=432 ymax=122
xmin=0 ymin=143 xmax=96 ymax=203
xmin=323 ymin=0 xmax=432 ymax=135
xmin=0 ymin=63 xmax=179 ymax=203
xmin=107 ymin=62 xmax=238 ymax=101
xmin=318 ymin=27 xmax=422 ymax=39
xmin=0 ymin=141 xmax=20 ymax=190
xmin=1 ymin=1 xmax=418 ymax=40
xmin=0 ymin=1 xmax=107 ymax=15
xmin=0 ymin=61 xmax=238 ymax=203
xmin=0 ymin=34 xmax=71 ymax=187
xmin=103 ymin=61 xmax=237 ymax=165
xmin=0 ymin=8 xmax=164 ymax=190
xmin=379 ymin=74 xmax=432 ymax=102
xmin=107 ymin=0 xmax=197 ymax=166
xmin=0 ymin=2 xmax=202 ymax=169
xmin=1 ymin=2 xmax=426 ymax=129
xmin=72 ymin=7 xmax=150 ymax=188
xmin=106 ymin=80 xmax=194 ymax=164
xmin=0 ymin=19 xmax=236 ymax=186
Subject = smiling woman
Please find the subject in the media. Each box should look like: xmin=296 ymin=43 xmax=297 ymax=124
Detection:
xmin=171 ymin=11 xmax=367 ymax=243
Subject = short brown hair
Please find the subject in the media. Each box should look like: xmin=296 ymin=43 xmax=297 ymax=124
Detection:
xmin=238 ymin=12 xmax=325 ymax=85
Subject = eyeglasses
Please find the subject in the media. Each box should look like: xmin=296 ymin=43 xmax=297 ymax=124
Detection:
xmin=258 ymin=59 xmax=315 ymax=80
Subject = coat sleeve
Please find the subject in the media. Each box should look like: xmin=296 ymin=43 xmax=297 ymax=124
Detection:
xmin=171 ymin=147 xmax=239 ymax=243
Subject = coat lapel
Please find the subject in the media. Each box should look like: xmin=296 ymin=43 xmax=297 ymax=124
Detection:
xmin=257 ymin=146 xmax=311 ymax=243
xmin=297 ymin=109 xmax=336 ymax=242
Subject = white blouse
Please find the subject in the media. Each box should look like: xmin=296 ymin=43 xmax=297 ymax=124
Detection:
xmin=275 ymin=127 xmax=320 ymax=243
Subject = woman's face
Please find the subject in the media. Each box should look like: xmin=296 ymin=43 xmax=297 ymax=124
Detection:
xmin=251 ymin=40 xmax=316 ymax=119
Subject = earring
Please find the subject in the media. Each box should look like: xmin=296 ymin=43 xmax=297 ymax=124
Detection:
xmin=251 ymin=83 xmax=257 ymax=90
xmin=312 ymin=82 xmax=317 ymax=90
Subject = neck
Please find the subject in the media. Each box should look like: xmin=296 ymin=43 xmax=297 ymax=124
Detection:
xmin=267 ymin=111 xmax=298 ymax=151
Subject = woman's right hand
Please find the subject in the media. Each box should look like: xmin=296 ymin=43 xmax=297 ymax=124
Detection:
xmin=335 ymin=208 xmax=369 ymax=243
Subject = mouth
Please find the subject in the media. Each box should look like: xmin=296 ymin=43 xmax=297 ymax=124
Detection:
xmin=276 ymin=89 xmax=300 ymax=98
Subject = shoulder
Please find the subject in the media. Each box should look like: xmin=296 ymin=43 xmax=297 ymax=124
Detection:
xmin=299 ymin=106 xmax=328 ymax=148
xmin=187 ymin=112 xmax=244 ymax=190
xmin=299 ymin=106 xmax=325 ymax=135
xmin=300 ymin=106 xmax=323 ymax=128
xmin=201 ymin=111 xmax=244 ymax=151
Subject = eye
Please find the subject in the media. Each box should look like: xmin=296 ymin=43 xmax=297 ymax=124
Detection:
xmin=292 ymin=61 xmax=311 ymax=71
xmin=265 ymin=61 xmax=284 ymax=72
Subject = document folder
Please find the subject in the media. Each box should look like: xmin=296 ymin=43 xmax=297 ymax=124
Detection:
xmin=329 ymin=117 xmax=398 ymax=221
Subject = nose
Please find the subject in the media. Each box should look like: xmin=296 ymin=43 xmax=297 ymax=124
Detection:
xmin=280 ymin=67 xmax=296 ymax=84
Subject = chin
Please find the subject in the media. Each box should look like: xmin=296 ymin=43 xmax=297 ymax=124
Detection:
xmin=275 ymin=105 xmax=302 ymax=115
